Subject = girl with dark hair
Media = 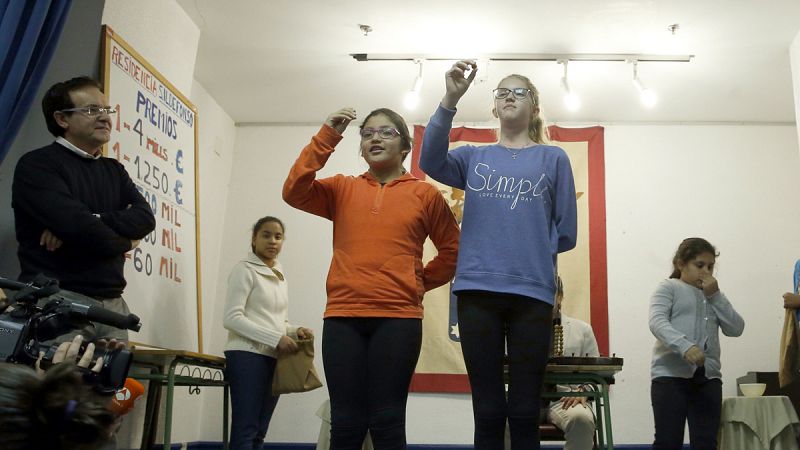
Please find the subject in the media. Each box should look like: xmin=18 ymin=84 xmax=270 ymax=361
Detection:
xmin=649 ymin=237 xmax=744 ymax=450
xmin=283 ymin=107 xmax=460 ymax=449
xmin=223 ymin=216 xmax=312 ymax=450
xmin=420 ymin=60 xmax=578 ymax=450
xmin=0 ymin=361 xmax=116 ymax=450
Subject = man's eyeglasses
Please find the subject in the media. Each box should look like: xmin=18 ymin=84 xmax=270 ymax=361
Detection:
xmin=59 ymin=106 xmax=117 ymax=117
xmin=359 ymin=127 xmax=401 ymax=140
xmin=492 ymin=88 xmax=532 ymax=100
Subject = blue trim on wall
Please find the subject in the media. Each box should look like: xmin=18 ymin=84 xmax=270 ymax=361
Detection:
xmin=147 ymin=445 xmax=183 ymax=450
xmin=171 ymin=442 xmax=690 ymax=450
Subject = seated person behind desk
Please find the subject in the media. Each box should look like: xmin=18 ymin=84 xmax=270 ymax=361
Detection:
xmin=548 ymin=276 xmax=599 ymax=450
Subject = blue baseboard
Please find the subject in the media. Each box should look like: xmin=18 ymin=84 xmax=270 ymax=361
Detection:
xmin=173 ymin=442 xmax=691 ymax=450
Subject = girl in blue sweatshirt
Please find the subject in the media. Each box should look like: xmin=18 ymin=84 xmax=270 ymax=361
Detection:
xmin=420 ymin=60 xmax=578 ymax=450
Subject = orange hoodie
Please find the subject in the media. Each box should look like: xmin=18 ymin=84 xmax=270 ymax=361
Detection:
xmin=283 ymin=125 xmax=460 ymax=319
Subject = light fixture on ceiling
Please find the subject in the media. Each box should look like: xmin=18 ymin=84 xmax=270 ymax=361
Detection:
xmin=403 ymin=59 xmax=424 ymax=110
xmin=558 ymin=59 xmax=580 ymax=111
xmin=358 ymin=24 xmax=373 ymax=36
xmin=352 ymin=53 xmax=689 ymax=111
xmin=351 ymin=53 xmax=693 ymax=63
xmin=631 ymin=60 xmax=657 ymax=108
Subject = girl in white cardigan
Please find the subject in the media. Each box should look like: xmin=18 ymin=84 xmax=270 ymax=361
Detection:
xmin=223 ymin=216 xmax=313 ymax=450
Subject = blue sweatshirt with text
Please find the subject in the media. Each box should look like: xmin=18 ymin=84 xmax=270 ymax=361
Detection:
xmin=420 ymin=105 xmax=577 ymax=304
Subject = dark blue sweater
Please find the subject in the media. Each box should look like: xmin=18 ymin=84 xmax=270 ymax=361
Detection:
xmin=12 ymin=142 xmax=155 ymax=298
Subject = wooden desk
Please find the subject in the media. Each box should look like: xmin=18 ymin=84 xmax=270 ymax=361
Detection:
xmin=719 ymin=396 xmax=800 ymax=450
xmin=130 ymin=344 xmax=228 ymax=450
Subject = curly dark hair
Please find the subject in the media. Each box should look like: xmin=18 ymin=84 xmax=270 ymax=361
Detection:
xmin=0 ymin=362 xmax=116 ymax=450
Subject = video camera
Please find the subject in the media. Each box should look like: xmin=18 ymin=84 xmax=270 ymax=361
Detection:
xmin=0 ymin=275 xmax=142 ymax=392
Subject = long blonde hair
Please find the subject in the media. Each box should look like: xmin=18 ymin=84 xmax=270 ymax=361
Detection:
xmin=498 ymin=74 xmax=549 ymax=144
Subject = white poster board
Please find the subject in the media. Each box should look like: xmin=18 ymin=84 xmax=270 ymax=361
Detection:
xmin=101 ymin=26 xmax=202 ymax=351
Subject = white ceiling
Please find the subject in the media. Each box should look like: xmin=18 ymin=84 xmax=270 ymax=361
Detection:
xmin=177 ymin=0 xmax=800 ymax=125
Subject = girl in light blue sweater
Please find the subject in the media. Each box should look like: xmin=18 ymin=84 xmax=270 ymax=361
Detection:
xmin=649 ymin=237 xmax=744 ymax=450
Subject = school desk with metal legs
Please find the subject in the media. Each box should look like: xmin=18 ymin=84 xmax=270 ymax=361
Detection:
xmin=543 ymin=362 xmax=621 ymax=450
xmin=129 ymin=345 xmax=228 ymax=450
xmin=506 ymin=357 xmax=623 ymax=450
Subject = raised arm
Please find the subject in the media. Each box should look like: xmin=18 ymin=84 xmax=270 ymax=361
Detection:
xmin=707 ymin=291 xmax=745 ymax=337
xmin=282 ymin=108 xmax=355 ymax=219
xmin=422 ymin=190 xmax=460 ymax=291
xmin=419 ymin=60 xmax=476 ymax=188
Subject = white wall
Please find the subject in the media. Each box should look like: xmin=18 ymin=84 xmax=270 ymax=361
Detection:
xmin=191 ymin=80 xmax=238 ymax=442
xmin=223 ymin=121 xmax=800 ymax=445
xmin=101 ymin=0 xmax=238 ymax=446
xmin=101 ymin=0 xmax=198 ymax=96
xmin=604 ymin=124 xmax=800 ymax=443
xmin=98 ymin=1 xmax=800 ymax=445
xmin=792 ymin=31 xmax=800 ymax=150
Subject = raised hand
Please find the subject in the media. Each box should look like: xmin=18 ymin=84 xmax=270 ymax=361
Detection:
xmin=325 ymin=107 xmax=357 ymax=134
xmin=441 ymin=59 xmax=477 ymax=109
xmin=699 ymin=274 xmax=719 ymax=297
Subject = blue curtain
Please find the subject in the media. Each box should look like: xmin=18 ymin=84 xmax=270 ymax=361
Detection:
xmin=0 ymin=0 xmax=72 ymax=165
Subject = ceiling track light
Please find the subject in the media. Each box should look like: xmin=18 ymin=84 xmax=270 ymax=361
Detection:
xmin=352 ymin=53 xmax=683 ymax=111
xmin=558 ymin=59 xmax=580 ymax=111
xmin=631 ymin=60 xmax=658 ymax=108
xmin=351 ymin=53 xmax=694 ymax=63
xmin=403 ymin=59 xmax=424 ymax=110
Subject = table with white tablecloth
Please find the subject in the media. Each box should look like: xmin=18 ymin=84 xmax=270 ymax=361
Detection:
xmin=718 ymin=395 xmax=800 ymax=450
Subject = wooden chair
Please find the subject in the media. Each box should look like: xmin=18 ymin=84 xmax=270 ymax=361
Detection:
xmin=539 ymin=422 xmax=567 ymax=440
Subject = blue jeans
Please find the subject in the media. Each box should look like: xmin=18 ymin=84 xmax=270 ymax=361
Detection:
xmin=651 ymin=367 xmax=722 ymax=450
xmin=225 ymin=350 xmax=280 ymax=450
xmin=322 ymin=317 xmax=422 ymax=450
xmin=457 ymin=292 xmax=553 ymax=450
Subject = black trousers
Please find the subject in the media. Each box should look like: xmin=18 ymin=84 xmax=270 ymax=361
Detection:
xmin=224 ymin=350 xmax=280 ymax=450
xmin=458 ymin=292 xmax=553 ymax=450
xmin=322 ymin=317 xmax=422 ymax=450
xmin=651 ymin=367 xmax=722 ymax=450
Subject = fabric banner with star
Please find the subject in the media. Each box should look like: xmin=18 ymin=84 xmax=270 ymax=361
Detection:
xmin=408 ymin=125 xmax=607 ymax=393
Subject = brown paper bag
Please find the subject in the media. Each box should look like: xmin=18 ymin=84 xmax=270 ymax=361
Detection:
xmin=272 ymin=337 xmax=323 ymax=394
xmin=779 ymin=309 xmax=800 ymax=387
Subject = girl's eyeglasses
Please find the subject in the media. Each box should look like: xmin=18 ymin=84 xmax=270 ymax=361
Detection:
xmin=492 ymin=88 xmax=532 ymax=100
xmin=359 ymin=127 xmax=401 ymax=140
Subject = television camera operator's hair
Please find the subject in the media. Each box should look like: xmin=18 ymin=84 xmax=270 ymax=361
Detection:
xmin=0 ymin=362 xmax=116 ymax=450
